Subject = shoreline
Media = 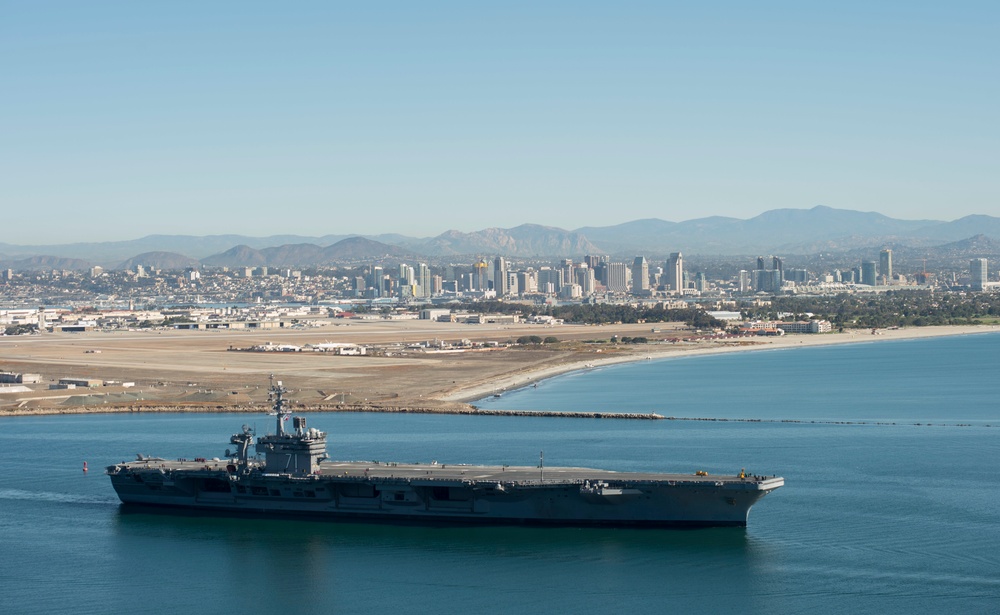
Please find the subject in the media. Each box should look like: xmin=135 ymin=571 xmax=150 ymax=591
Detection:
xmin=440 ymin=325 xmax=1000 ymax=404
xmin=2 ymin=323 xmax=997 ymax=417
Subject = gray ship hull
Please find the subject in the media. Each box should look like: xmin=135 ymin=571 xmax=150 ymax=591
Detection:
xmin=107 ymin=458 xmax=783 ymax=528
xmin=107 ymin=381 xmax=783 ymax=528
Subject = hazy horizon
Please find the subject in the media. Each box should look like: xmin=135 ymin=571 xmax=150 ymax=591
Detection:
xmin=0 ymin=204 xmax=986 ymax=248
xmin=5 ymin=3 xmax=998 ymax=244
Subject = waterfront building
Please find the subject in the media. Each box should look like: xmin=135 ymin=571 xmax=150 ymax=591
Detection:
xmin=970 ymin=258 xmax=988 ymax=291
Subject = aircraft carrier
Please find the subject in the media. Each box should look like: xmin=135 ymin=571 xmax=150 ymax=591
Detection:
xmin=107 ymin=379 xmax=783 ymax=527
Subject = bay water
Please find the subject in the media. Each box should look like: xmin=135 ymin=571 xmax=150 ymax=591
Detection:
xmin=1 ymin=333 xmax=998 ymax=614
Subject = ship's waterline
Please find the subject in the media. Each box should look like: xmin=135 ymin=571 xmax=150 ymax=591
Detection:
xmin=107 ymin=378 xmax=783 ymax=527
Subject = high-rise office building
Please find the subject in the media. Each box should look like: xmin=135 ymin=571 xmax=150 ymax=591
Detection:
xmin=493 ymin=257 xmax=508 ymax=296
xmin=880 ymin=249 xmax=893 ymax=282
xmin=666 ymin=252 xmax=684 ymax=293
xmin=473 ymin=259 xmax=489 ymax=291
xmin=970 ymin=258 xmax=988 ymax=291
xmin=399 ymin=264 xmax=414 ymax=286
xmin=417 ymin=263 xmax=431 ymax=298
xmin=537 ymin=268 xmax=560 ymax=294
xmin=575 ymin=266 xmax=596 ymax=296
xmin=631 ymin=257 xmax=649 ymax=294
xmin=560 ymin=259 xmax=574 ymax=287
xmin=369 ymin=266 xmax=384 ymax=297
xmin=607 ymin=262 xmax=628 ymax=292
xmin=517 ymin=270 xmax=538 ymax=294
xmin=753 ymin=269 xmax=782 ymax=293
xmin=861 ymin=261 xmax=878 ymax=286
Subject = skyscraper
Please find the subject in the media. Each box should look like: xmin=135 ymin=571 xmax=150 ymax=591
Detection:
xmin=970 ymin=258 xmax=988 ymax=291
xmin=473 ymin=259 xmax=489 ymax=291
xmin=399 ymin=264 xmax=414 ymax=285
xmin=666 ymin=252 xmax=683 ymax=293
xmin=517 ymin=270 xmax=538 ymax=294
xmin=417 ymin=263 xmax=431 ymax=298
xmin=631 ymin=257 xmax=649 ymax=295
xmin=738 ymin=270 xmax=750 ymax=293
xmin=560 ymin=259 xmax=574 ymax=287
xmin=536 ymin=268 xmax=560 ymax=294
xmin=879 ymin=249 xmax=893 ymax=282
xmin=575 ymin=266 xmax=595 ymax=296
xmin=369 ymin=266 xmax=384 ymax=297
xmin=493 ymin=257 xmax=508 ymax=297
xmin=607 ymin=262 xmax=628 ymax=292
xmin=861 ymin=261 xmax=878 ymax=286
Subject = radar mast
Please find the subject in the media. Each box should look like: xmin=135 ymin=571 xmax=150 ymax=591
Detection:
xmin=268 ymin=374 xmax=290 ymax=436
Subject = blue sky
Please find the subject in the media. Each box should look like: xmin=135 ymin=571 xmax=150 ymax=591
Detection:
xmin=3 ymin=2 xmax=998 ymax=243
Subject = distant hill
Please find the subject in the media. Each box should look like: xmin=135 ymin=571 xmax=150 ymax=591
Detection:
xmin=421 ymin=224 xmax=601 ymax=256
xmin=0 ymin=254 xmax=91 ymax=271
xmin=570 ymin=206 xmax=944 ymax=256
xmin=200 ymin=237 xmax=420 ymax=267
xmin=574 ymin=218 xmax=682 ymax=253
xmin=200 ymin=245 xmax=269 ymax=267
xmin=932 ymin=234 xmax=1000 ymax=256
xmin=908 ymin=215 xmax=1000 ymax=242
xmin=319 ymin=236 xmax=419 ymax=262
xmin=3 ymin=207 xmax=999 ymax=268
xmin=117 ymin=251 xmax=200 ymax=271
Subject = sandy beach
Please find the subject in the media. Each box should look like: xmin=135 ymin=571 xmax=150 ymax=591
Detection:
xmin=439 ymin=324 xmax=1000 ymax=403
xmin=1 ymin=321 xmax=997 ymax=415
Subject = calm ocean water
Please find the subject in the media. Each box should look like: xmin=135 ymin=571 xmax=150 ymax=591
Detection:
xmin=2 ymin=333 xmax=998 ymax=614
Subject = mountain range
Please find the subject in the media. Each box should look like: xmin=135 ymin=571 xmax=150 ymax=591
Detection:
xmin=2 ymin=206 xmax=999 ymax=270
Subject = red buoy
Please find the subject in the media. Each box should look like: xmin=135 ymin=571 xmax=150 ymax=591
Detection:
xmin=83 ymin=461 xmax=88 ymax=473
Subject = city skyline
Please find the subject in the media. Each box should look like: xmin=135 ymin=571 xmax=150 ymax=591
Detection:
xmin=4 ymin=3 xmax=999 ymax=245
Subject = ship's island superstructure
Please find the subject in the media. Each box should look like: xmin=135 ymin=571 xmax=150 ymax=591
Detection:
xmin=107 ymin=378 xmax=783 ymax=527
